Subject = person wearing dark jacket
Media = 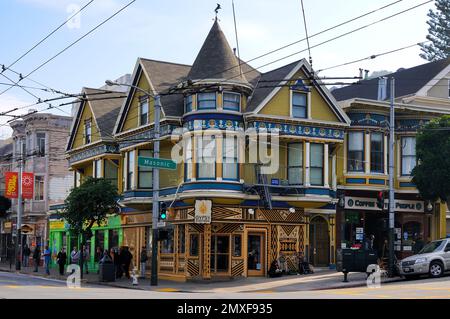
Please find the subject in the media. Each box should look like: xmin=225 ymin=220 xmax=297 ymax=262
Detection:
xmin=33 ymin=246 xmax=41 ymax=272
xmin=22 ymin=244 xmax=31 ymax=267
xmin=56 ymin=248 xmax=67 ymax=276
xmin=122 ymin=247 xmax=133 ymax=279
xmin=140 ymin=247 xmax=148 ymax=279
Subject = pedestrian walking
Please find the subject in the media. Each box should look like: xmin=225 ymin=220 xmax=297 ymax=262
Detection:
xmin=71 ymin=247 xmax=80 ymax=265
xmin=22 ymin=244 xmax=31 ymax=267
xmin=122 ymin=247 xmax=133 ymax=279
xmin=43 ymin=245 xmax=51 ymax=275
xmin=140 ymin=247 xmax=148 ymax=279
xmin=56 ymin=248 xmax=67 ymax=276
xmin=32 ymin=245 xmax=41 ymax=272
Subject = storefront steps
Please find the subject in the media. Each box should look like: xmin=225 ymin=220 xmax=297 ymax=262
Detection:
xmin=0 ymin=261 xmax=405 ymax=293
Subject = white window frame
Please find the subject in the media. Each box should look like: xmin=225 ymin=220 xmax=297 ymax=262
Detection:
xmin=34 ymin=175 xmax=45 ymax=201
xmin=84 ymin=119 xmax=92 ymax=144
xmin=401 ymin=136 xmax=416 ymax=176
xmin=197 ymin=92 xmax=217 ymax=110
xmin=36 ymin=132 xmax=46 ymax=157
xmin=185 ymin=94 xmax=193 ymax=113
xmin=290 ymin=90 xmax=311 ymax=119
xmin=223 ymin=92 xmax=241 ymax=111
xmin=139 ymin=98 xmax=149 ymax=126
xmin=288 ymin=142 xmax=304 ymax=185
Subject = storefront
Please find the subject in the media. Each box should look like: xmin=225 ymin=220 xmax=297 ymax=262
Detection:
xmin=48 ymin=215 xmax=122 ymax=271
xmin=337 ymin=191 xmax=433 ymax=260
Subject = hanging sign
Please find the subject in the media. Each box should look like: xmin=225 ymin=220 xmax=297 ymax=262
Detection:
xmin=21 ymin=172 xmax=34 ymax=199
xmin=5 ymin=172 xmax=18 ymax=198
xmin=194 ymin=200 xmax=212 ymax=224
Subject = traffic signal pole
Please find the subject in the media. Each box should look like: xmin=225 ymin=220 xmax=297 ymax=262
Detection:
xmin=388 ymin=77 xmax=395 ymax=277
xmin=151 ymin=95 xmax=161 ymax=286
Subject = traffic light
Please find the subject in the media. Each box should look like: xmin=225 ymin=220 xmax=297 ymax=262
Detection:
xmin=0 ymin=196 xmax=11 ymax=219
xmin=376 ymin=191 xmax=385 ymax=209
xmin=159 ymin=202 xmax=167 ymax=220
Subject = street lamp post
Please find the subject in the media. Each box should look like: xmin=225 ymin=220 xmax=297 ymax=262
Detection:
xmin=105 ymin=80 xmax=161 ymax=286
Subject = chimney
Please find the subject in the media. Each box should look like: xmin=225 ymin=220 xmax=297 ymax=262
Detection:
xmin=233 ymin=48 xmax=237 ymax=56
xmin=377 ymin=77 xmax=387 ymax=100
xmin=364 ymin=70 xmax=369 ymax=80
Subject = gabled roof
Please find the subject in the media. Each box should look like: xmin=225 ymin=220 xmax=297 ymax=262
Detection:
xmin=187 ymin=19 xmax=249 ymax=85
xmin=332 ymin=58 xmax=450 ymax=101
xmin=67 ymin=88 xmax=125 ymax=151
xmin=246 ymin=59 xmax=350 ymax=124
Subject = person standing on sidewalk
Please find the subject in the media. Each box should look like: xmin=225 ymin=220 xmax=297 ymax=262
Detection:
xmin=83 ymin=246 xmax=89 ymax=274
xmin=56 ymin=248 xmax=67 ymax=276
xmin=33 ymin=245 xmax=41 ymax=272
xmin=22 ymin=244 xmax=31 ymax=267
xmin=43 ymin=245 xmax=51 ymax=275
xmin=70 ymin=247 xmax=79 ymax=265
xmin=139 ymin=247 xmax=148 ymax=279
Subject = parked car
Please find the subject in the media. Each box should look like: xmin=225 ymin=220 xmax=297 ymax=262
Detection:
xmin=399 ymin=238 xmax=450 ymax=279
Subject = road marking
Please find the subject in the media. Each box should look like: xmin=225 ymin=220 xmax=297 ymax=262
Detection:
xmin=156 ymin=288 xmax=180 ymax=292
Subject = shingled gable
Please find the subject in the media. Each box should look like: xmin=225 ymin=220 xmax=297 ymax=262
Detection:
xmin=66 ymin=87 xmax=125 ymax=151
xmin=331 ymin=58 xmax=450 ymax=101
xmin=187 ymin=19 xmax=250 ymax=85
xmin=246 ymin=59 xmax=350 ymax=124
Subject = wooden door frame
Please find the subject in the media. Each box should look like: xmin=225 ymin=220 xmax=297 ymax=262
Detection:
xmin=245 ymin=228 xmax=267 ymax=277
xmin=309 ymin=215 xmax=330 ymax=266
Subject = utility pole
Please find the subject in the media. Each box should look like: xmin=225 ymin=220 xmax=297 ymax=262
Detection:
xmin=388 ymin=77 xmax=395 ymax=277
xmin=15 ymin=139 xmax=24 ymax=270
xmin=151 ymin=95 xmax=161 ymax=286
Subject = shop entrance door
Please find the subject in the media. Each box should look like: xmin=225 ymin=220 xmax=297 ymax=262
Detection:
xmin=247 ymin=233 xmax=265 ymax=276
xmin=309 ymin=216 xmax=330 ymax=266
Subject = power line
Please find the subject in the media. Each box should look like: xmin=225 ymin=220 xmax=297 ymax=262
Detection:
xmin=0 ymin=0 xmax=136 ymax=98
xmin=300 ymin=0 xmax=312 ymax=67
xmin=2 ymin=0 xmax=95 ymax=73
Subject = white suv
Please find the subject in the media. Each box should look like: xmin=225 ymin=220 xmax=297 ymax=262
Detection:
xmin=399 ymin=238 xmax=450 ymax=279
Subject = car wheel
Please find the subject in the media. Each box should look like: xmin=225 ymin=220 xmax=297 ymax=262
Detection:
xmin=429 ymin=261 xmax=444 ymax=278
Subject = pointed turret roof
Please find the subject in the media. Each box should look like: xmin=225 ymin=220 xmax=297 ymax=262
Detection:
xmin=187 ymin=19 xmax=249 ymax=85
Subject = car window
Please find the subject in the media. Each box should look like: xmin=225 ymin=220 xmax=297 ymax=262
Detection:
xmin=418 ymin=240 xmax=444 ymax=254
xmin=445 ymin=243 xmax=450 ymax=252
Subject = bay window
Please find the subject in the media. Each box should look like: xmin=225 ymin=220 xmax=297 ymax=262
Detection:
xmin=197 ymin=92 xmax=216 ymax=110
xmin=310 ymin=143 xmax=324 ymax=186
xmin=197 ymin=135 xmax=216 ymax=179
xmin=184 ymin=137 xmax=193 ymax=181
xmin=288 ymin=143 xmax=303 ymax=185
xmin=126 ymin=150 xmax=135 ymax=190
xmin=223 ymin=92 xmax=240 ymax=111
xmin=370 ymin=132 xmax=383 ymax=173
xmin=401 ymin=136 xmax=416 ymax=175
xmin=223 ymin=136 xmax=238 ymax=180
xmin=138 ymin=150 xmax=153 ymax=188
xmin=348 ymin=131 xmax=364 ymax=172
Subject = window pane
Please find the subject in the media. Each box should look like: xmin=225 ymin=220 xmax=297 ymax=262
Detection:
xmin=127 ymin=151 xmax=135 ymax=189
xmin=293 ymin=92 xmax=307 ymax=106
xmin=288 ymin=167 xmax=303 ymax=185
xmin=185 ymin=95 xmax=193 ymax=112
xmin=370 ymin=133 xmax=383 ymax=173
xmin=402 ymin=156 xmax=416 ymax=175
xmin=348 ymin=132 xmax=364 ymax=151
xmin=310 ymin=144 xmax=323 ymax=186
xmin=198 ymin=92 xmax=216 ymax=109
xmin=401 ymin=137 xmax=416 ymax=175
xmin=37 ymin=133 xmax=45 ymax=156
xmin=223 ymin=93 xmax=240 ymax=111
xmin=189 ymin=234 xmax=199 ymax=256
xmin=178 ymin=226 xmax=185 ymax=254
xmin=160 ymin=229 xmax=174 ymax=254
xmin=223 ymin=163 xmax=238 ymax=180
xmin=197 ymin=136 xmax=216 ymax=179
xmin=348 ymin=132 xmax=364 ymax=171
xmin=293 ymin=106 xmax=306 ymax=118
xmin=402 ymin=137 xmax=416 ymax=156
xmin=138 ymin=150 xmax=152 ymax=188
xmin=233 ymin=235 xmax=241 ymax=257
xmin=104 ymin=159 xmax=118 ymax=189
xmin=140 ymin=100 xmax=148 ymax=125
xmin=288 ymin=143 xmax=303 ymax=166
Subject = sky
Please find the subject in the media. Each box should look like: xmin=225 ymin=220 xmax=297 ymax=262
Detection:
xmin=0 ymin=0 xmax=436 ymax=138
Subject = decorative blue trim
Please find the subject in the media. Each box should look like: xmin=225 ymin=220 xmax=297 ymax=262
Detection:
xmin=69 ymin=143 xmax=119 ymax=164
xmin=399 ymin=182 xmax=416 ymax=187
xmin=396 ymin=119 xmax=429 ymax=131
xmin=248 ymin=121 xmax=344 ymax=140
xmin=348 ymin=112 xmax=388 ymax=127
xmin=183 ymin=118 xmax=244 ymax=132
xmin=304 ymin=188 xmax=334 ymax=196
xmin=346 ymin=178 xmax=366 ymax=184
xmin=182 ymin=182 xmax=243 ymax=192
xmin=368 ymin=178 xmax=386 ymax=185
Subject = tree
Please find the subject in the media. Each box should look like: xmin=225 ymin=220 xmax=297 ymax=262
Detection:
xmin=62 ymin=177 xmax=119 ymax=275
xmin=412 ymin=115 xmax=450 ymax=207
xmin=419 ymin=0 xmax=450 ymax=61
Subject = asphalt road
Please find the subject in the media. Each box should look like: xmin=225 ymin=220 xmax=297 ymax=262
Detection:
xmin=1 ymin=271 xmax=450 ymax=299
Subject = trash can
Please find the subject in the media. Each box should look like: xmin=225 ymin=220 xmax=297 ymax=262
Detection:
xmin=337 ymin=248 xmax=379 ymax=282
xmin=99 ymin=262 xmax=115 ymax=282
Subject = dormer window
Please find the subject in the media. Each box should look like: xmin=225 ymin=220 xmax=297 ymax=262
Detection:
xmin=223 ymin=92 xmax=240 ymax=111
xmin=197 ymin=92 xmax=216 ymax=110
xmin=185 ymin=95 xmax=193 ymax=113
xmin=291 ymin=92 xmax=307 ymax=118
xmin=139 ymin=98 xmax=149 ymax=126
xmin=84 ymin=119 xmax=91 ymax=144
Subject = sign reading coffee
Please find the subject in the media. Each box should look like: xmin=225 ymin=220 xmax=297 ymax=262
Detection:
xmin=345 ymin=196 xmax=424 ymax=213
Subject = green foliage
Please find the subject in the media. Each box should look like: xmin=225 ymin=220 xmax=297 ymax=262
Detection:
xmin=62 ymin=177 xmax=119 ymax=242
xmin=419 ymin=0 xmax=450 ymax=61
xmin=412 ymin=115 xmax=450 ymax=204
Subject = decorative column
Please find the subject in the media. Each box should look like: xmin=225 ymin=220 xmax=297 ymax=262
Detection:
xmin=203 ymin=224 xmax=211 ymax=279
xmin=365 ymin=131 xmax=370 ymax=174
xmin=324 ymin=144 xmax=329 ymax=188
xmin=305 ymin=142 xmax=310 ymax=187
xmin=332 ymin=154 xmax=337 ymax=190
xmin=384 ymin=134 xmax=388 ymax=175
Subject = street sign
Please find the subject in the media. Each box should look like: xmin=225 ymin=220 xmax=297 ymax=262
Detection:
xmin=157 ymin=221 xmax=166 ymax=228
xmin=138 ymin=156 xmax=176 ymax=170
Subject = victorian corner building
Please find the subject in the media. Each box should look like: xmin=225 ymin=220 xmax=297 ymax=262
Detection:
xmin=44 ymin=19 xmax=449 ymax=280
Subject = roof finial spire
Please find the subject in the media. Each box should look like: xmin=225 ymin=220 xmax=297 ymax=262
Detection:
xmin=214 ymin=3 xmax=221 ymax=20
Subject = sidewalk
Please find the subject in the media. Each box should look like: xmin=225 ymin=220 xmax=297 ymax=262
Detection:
xmin=0 ymin=262 xmax=403 ymax=293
